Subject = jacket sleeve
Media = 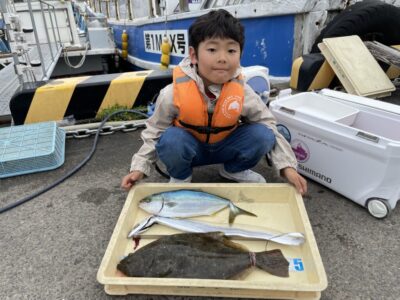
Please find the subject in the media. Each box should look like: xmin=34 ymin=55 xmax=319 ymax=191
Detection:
xmin=241 ymin=84 xmax=298 ymax=171
xmin=130 ymin=84 xmax=177 ymax=176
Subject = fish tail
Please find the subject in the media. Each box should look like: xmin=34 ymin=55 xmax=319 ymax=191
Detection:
xmin=229 ymin=203 xmax=257 ymax=224
xmin=254 ymin=249 xmax=289 ymax=277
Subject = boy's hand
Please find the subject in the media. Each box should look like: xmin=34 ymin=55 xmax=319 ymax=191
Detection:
xmin=281 ymin=167 xmax=307 ymax=195
xmin=121 ymin=171 xmax=144 ymax=191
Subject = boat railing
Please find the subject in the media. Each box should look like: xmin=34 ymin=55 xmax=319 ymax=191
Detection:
xmin=0 ymin=0 xmax=75 ymax=119
xmin=26 ymin=0 xmax=63 ymax=81
xmin=90 ymin=0 xmax=197 ymax=22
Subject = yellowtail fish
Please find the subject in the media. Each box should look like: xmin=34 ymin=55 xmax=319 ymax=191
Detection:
xmin=139 ymin=189 xmax=256 ymax=224
xmin=118 ymin=232 xmax=289 ymax=279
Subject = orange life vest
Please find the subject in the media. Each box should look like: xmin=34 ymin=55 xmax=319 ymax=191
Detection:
xmin=173 ymin=66 xmax=244 ymax=143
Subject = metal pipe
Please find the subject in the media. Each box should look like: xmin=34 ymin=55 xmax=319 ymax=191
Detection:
xmin=52 ymin=6 xmax=62 ymax=44
xmin=115 ymin=0 xmax=119 ymax=20
xmin=106 ymin=0 xmax=110 ymax=18
xmin=42 ymin=45 xmax=62 ymax=80
xmin=39 ymin=0 xmax=62 ymax=48
xmin=148 ymin=0 xmax=154 ymax=17
xmin=26 ymin=0 xmax=47 ymax=78
xmin=63 ymin=7 xmax=74 ymax=44
xmin=127 ymin=0 xmax=133 ymax=20
xmin=39 ymin=0 xmax=54 ymax=60
xmin=11 ymin=53 xmax=24 ymax=85
xmin=47 ymin=3 xmax=59 ymax=49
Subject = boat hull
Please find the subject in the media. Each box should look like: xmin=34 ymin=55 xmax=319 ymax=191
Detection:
xmin=110 ymin=15 xmax=295 ymax=77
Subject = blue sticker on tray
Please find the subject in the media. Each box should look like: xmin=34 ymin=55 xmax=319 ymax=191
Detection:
xmin=289 ymin=258 xmax=304 ymax=272
xmin=277 ymin=124 xmax=291 ymax=143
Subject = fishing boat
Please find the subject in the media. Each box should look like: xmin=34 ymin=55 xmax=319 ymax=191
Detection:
xmin=87 ymin=0 xmax=348 ymax=79
xmin=0 ymin=0 xmax=116 ymax=121
xmin=88 ymin=0 xmax=400 ymax=80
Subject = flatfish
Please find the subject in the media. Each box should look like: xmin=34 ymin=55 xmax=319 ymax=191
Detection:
xmin=117 ymin=232 xmax=289 ymax=279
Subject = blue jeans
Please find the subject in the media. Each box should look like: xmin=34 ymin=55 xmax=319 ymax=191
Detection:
xmin=155 ymin=124 xmax=276 ymax=180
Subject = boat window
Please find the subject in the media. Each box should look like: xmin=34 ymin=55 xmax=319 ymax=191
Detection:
xmin=173 ymin=0 xmax=190 ymax=13
xmin=202 ymin=0 xmax=213 ymax=9
xmin=151 ymin=0 xmax=162 ymax=17
xmin=117 ymin=0 xmax=126 ymax=19
xmin=188 ymin=0 xmax=203 ymax=11
xmin=100 ymin=0 xmax=107 ymax=16
xmin=214 ymin=0 xmax=226 ymax=7
xmin=132 ymin=0 xmax=151 ymax=18
xmin=109 ymin=0 xmax=117 ymax=18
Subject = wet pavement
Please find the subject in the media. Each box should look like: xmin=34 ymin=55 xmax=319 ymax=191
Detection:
xmin=1 ymin=128 xmax=400 ymax=300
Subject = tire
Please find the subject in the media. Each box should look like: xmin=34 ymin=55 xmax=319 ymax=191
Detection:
xmin=311 ymin=0 xmax=400 ymax=53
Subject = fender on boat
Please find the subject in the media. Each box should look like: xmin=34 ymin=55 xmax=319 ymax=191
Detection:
xmin=160 ymin=36 xmax=171 ymax=70
xmin=10 ymin=70 xmax=172 ymax=125
xmin=121 ymin=30 xmax=128 ymax=60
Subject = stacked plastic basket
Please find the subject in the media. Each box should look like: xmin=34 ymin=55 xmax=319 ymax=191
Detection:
xmin=0 ymin=122 xmax=65 ymax=178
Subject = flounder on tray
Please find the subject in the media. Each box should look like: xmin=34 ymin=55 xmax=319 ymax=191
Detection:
xmin=117 ymin=232 xmax=289 ymax=279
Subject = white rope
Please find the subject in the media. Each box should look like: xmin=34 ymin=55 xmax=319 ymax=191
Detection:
xmin=63 ymin=41 xmax=90 ymax=69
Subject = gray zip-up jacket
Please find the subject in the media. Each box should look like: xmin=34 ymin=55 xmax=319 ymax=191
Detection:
xmin=130 ymin=57 xmax=297 ymax=176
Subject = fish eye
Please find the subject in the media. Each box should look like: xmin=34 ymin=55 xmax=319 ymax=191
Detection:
xmin=141 ymin=197 xmax=151 ymax=203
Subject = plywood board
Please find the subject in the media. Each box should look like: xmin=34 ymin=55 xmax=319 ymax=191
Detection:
xmin=318 ymin=35 xmax=395 ymax=98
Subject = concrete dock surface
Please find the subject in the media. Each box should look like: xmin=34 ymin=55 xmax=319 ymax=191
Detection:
xmin=1 ymin=128 xmax=399 ymax=300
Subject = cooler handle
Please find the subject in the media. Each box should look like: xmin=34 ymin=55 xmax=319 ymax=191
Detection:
xmin=356 ymin=131 xmax=379 ymax=143
xmin=279 ymin=106 xmax=295 ymax=115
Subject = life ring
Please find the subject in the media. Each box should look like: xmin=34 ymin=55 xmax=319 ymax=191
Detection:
xmin=311 ymin=0 xmax=400 ymax=53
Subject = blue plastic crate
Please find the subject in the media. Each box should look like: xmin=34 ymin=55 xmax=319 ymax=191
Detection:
xmin=0 ymin=122 xmax=65 ymax=178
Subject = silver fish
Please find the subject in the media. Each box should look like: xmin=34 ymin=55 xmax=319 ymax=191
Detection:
xmin=139 ymin=189 xmax=256 ymax=224
xmin=128 ymin=215 xmax=305 ymax=246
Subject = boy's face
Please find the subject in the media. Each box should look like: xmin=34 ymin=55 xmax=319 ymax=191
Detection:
xmin=189 ymin=38 xmax=241 ymax=87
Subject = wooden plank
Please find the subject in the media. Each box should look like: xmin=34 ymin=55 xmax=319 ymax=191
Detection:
xmin=318 ymin=35 xmax=395 ymax=98
xmin=364 ymin=41 xmax=400 ymax=68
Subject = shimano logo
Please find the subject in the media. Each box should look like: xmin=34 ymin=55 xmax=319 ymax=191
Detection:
xmin=299 ymin=164 xmax=332 ymax=184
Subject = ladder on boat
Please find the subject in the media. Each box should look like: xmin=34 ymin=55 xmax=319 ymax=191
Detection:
xmin=0 ymin=0 xmax=70 ymax=121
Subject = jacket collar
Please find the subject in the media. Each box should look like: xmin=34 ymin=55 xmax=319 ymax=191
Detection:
xmin=178 ymin=56 xmax=242 ymax=98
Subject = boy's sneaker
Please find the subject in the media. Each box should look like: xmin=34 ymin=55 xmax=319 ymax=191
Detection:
xmin=219 ymin=166 xmax=266 ymax=183
xmin=169 ymin=175 xmax=192 ymax=183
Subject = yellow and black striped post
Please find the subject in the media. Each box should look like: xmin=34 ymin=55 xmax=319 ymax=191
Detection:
xmin=10 ymin=70 xmax=172 ymax=125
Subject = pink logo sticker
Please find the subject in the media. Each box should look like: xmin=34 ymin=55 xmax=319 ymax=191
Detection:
xmin=291 ymin=140 xmax=309 ymax=163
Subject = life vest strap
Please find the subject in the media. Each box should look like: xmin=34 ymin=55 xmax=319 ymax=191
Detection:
xmin=178 ymin=120 xmax=235 ymax=134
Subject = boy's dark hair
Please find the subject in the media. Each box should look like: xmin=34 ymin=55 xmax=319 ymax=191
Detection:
xmin=189 ymin=9 xmax=244 ymax=54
